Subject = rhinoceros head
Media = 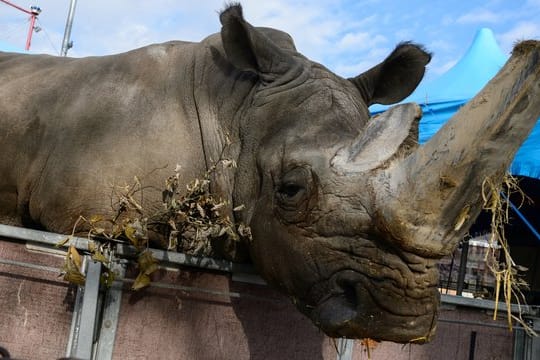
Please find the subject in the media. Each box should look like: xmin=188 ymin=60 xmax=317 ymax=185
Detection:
xmin=220 ymin=6 xmax=434 ymax=342
xmin=219 ymin=5 xmax=540 ymax=342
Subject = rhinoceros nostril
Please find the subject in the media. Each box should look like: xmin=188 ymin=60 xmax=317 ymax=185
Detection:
xmin=335 ymin=272 xmax=364 ymax=308
xmin=340 ymin=281 xmax=358 ymax=307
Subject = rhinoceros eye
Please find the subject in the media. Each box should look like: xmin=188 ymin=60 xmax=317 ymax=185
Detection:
xmin=275 ymin=167 xmax=316 ymax=223
xmin=277 ymin=167 xmax=309 ymax=203
xmin=278 ymin=183 xmax=304 ymax=199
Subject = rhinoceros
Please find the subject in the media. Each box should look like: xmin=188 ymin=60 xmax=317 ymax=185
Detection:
xmin=1 ymin=4 xmax=539 ymax=342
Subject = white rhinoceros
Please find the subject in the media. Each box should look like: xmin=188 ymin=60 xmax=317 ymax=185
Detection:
xmin=1 ymin=4 xmax=539 ymax=342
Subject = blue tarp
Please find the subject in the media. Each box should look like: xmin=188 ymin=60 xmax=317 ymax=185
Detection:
xmin=371 ymin=28 xmax=540 ymax=180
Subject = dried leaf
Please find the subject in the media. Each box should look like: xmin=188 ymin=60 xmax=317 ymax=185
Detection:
xmin=237 ymin=223 xmax=252 ymax=242
xmin=92 ymin=250 xmax=109 ymax=264
xmin=233 ymin=204 xmax=245 ymax=212
xmin=167 ymin=219 xmax=177 ymax=231
xmin=62 ymin=247 xmax=85 ymax=286
xmin=218 ymin=226 xmax=228 ymax=237
xmin=124 ymin=224 xmax=137 ymax=246
xmin=138 ymin=250 xmax=158 ymax=275
xmin=131 ymin=273 xmax=151 ymax=290
xmin=112 ymin=224 xmax=123 ymax=238
xmin=124 ymin=219 xmax=147 ymax=248
xmin=63 ymin=268 xmax=86 ymax=286
xmin=168 ymin=230 xmax=179 ymax=250
xmin=211 ymin=202 xmax=226 ymax=211
xmin=196 ymin=203 xmax=206 ymax=218
xmin=127 ymin=195 xmax=143 ymax=211
xmin=93 ymin=227 xmax=106 ymax=235
xmin=89 ymin=214 xmax=105 ymax=224
xmin=69 ymin=245 xmax=82 ymax=269
xmin=221 ymin=159 xmax=235 ymax=168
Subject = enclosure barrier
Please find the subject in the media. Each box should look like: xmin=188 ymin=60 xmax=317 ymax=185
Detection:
xmin=0 ymin=223 xmax=539 ymax=359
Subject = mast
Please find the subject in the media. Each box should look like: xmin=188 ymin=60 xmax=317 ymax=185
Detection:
xmin=60 ymin=0 xmax=77 ymax=56
xmin=0 ymin=0 xmax=41 ymax=50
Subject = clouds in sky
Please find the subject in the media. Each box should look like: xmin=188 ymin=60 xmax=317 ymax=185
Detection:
xmin=0 ymin=0 xmax=539 ymax=79
xmin=456 ymin=9 xmax=500 ymax=24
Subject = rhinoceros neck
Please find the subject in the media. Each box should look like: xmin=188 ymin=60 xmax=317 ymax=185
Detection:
xmin=190 ymin=33 xmax=259 ymax=210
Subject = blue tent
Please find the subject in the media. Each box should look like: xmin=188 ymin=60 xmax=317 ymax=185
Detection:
xmin=372 ymin=28 xmax=540 ymax=180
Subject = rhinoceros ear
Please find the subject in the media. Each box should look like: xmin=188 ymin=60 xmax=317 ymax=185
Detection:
xmin=220 ymin=4 xmax=296 ymax=79
xmin=349 ymin=42 xmax=432 ymax=106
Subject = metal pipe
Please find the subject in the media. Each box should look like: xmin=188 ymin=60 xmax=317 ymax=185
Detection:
xmin=25 ymin=14 xmax=36 ymax=50
xmin=61 ymin=0 xmax=77 ymax=56
xmin=0 ymin=1 xmax=40 ymax=51
xmin=70 ymin=259 xmax=102 ymax=359
xmin=0 ymin=224 xmax=95 ymax=251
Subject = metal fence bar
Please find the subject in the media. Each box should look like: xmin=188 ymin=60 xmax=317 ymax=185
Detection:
xmin=0 ymin=224 xmax=263 ymax=283
xmin=441 ymin=294 xmax=536 ymax=315
xmin=116 ymin=244 xmax=234 ymax=272
xmin=67 ymin=259 xmax=102 ymax=360
xmin=65 ymin=265 xmax=86 ymax=359
xmin=0 ymin=224 xmax=94 ymax=251
xmin=95 ymin=261 xmax=125 ymax=360
xmin=116 ymin=244 xmax=265 ymax=284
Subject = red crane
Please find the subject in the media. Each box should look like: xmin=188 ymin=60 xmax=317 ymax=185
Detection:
xmin=0 ymin=0 xmax=42 ymax=50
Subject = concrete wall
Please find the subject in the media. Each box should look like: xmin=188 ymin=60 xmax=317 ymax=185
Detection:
xmin=0 ymin=238 xmax=517 ymax=360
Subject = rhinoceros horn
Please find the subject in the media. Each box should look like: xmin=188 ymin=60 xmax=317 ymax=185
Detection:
xmin=337 ymin=41 xmax=540 ymax=258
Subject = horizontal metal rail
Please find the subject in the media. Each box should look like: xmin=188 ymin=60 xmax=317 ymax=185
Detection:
xmin=0 ymin=224 xmax=94 ymax=251
xmin=116 ymin=243 xmax=235 ymax=272
xmin=0 ymin=256 xmax=271 ymax=301
xmin=438 ymin=317 xmax=531 ymax=330
xmin=0 ymin=224 xmax=261 ymax=278
xmin=441 ymin=294 xmax=537 ymax=316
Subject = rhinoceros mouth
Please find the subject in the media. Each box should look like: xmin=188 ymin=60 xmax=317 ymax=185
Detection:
xmin=304 ymin=255 xmax=439 ymax=342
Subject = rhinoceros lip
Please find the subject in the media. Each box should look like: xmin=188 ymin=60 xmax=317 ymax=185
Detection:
xmin=307 ymin=270 xmax=438 ymax=340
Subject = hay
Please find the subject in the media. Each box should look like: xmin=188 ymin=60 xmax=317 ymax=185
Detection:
xmin=482 ymin=174 xmax=536 ymax=336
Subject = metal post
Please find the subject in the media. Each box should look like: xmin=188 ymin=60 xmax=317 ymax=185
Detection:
xmin=25 ymin=14 xmax=36 ymax=50
xmin=95 ymin=261 xmax=126 ymax=360
xmin=456 ymin=238 xmax=470 ymax=296
xmin=66 ymin=258 xmax=102 ymax=359
xmin=513 ymin=318 xmax=540 ymax=360
xmin=0 ymin=0 xmax=41 ymax=50
xmin=61 ymin=0 xmax=77 ymax=56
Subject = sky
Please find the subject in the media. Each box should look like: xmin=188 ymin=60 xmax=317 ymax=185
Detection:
xmin=1 ymin=0 xmax=539 ymax=80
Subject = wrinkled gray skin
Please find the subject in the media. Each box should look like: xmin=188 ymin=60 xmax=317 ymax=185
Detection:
xmin=1 ymin=5 xmax=539 ymax=342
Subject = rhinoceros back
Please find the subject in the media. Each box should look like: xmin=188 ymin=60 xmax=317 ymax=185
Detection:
xmin=0 ymin=40 xmax=217 ymax=231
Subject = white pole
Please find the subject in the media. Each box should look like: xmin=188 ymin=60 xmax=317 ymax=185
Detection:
xmin=60 ymin=0 xmax=77 ymax=56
